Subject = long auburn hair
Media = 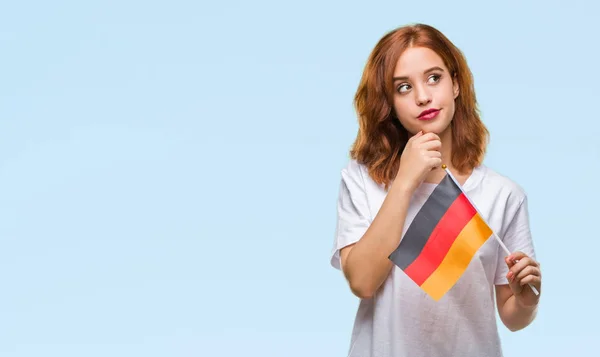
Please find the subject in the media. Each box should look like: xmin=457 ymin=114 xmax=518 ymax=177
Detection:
xmin=350 ymin=23 xmax=489 ymax=189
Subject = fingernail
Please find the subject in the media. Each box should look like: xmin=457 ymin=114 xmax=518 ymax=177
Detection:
xmin=507 ymin=272 xmax=513 ymax=281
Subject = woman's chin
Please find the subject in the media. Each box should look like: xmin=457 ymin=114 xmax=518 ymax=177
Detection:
xmin=417 ymin=120 xmax=451 ymax=135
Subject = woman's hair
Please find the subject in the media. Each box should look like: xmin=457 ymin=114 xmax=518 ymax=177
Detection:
xmin=350 ymin=23 xmax=489 ymax=189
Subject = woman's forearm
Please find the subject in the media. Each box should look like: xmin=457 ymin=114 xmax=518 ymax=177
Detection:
xmin=499 ymin=294 xmax=538 ymax=331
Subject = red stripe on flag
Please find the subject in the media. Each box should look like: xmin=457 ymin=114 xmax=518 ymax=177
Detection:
xmin=403 ymin=193 xmax=477 ymax=286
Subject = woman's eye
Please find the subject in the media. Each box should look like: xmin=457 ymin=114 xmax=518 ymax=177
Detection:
xmin=397 ymin=84 xmax=410 ymax=93
xmin=428 ymin=74 xmax=441 ymax=84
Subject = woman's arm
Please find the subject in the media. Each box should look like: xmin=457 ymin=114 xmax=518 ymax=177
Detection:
xmin=496 ymin=251 xmax=542 ymax=331
xmin=339 ymin=131 xmax=442 ymax=299
xmin=340 ymin=181 xmax=414 ymax=299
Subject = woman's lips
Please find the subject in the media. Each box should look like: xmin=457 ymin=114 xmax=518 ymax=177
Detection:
xmin=418 ymin=109 xmax=440 ymax=120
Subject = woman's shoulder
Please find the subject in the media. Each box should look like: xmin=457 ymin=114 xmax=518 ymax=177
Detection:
xmin=339 ymin=158 xmax=391 ymax=197
xmin=477 ymin=164 xmax=528 ymax=202
xmin=340 ymin=158 xmax=369 ymax=181
xmin=341 ymin=158 xmax=365 ymax=173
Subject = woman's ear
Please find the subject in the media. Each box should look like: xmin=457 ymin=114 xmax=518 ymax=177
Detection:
xmin=453 ymin=74 xmax=459 ymax=99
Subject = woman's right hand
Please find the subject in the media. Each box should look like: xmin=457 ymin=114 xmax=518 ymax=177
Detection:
xmin=395 ymin=131 xmax=442 ymax=193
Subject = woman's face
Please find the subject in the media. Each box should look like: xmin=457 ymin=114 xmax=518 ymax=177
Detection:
xmin=391 ymin=46 xmax=459 ymax=136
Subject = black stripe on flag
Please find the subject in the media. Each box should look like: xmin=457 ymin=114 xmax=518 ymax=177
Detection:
xmin=389 ymin=174 xmax=463 ymax=270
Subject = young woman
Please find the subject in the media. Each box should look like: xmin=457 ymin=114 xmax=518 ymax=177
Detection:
xmin=331 ymin=23 xmax=542 ymax=357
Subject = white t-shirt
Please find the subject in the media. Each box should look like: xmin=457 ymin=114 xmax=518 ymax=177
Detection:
xmin=331 ymin=159 xmax=536 ymax=357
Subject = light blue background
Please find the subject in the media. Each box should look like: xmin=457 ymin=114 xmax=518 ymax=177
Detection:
xmin=1 ymin=1 xmax=598 ymax=356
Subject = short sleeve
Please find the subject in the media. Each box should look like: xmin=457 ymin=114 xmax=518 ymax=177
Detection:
xmin=494 ymin=194 xmax=537 ymax=285
xmin=330 ymin=161 xmax=372 ymax=270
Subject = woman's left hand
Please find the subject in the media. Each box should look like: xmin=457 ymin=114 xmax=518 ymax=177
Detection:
xmin=505 ymin=251 xmax=541 ymax=307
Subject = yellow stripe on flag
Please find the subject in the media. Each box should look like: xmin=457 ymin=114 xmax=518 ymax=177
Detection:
xmin=420 ymin=213 xmax=493 ymax=300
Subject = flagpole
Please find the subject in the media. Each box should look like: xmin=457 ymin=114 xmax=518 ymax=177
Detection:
xmin=441 ymin=165 xmax=540 ymax=296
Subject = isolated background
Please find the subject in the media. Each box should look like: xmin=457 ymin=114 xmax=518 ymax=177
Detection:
xmin=1 ymin=0 xmax=598 ymax=356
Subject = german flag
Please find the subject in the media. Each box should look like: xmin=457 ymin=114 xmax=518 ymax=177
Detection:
xmin=389 ymin=170 xmax=493 ymax=301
